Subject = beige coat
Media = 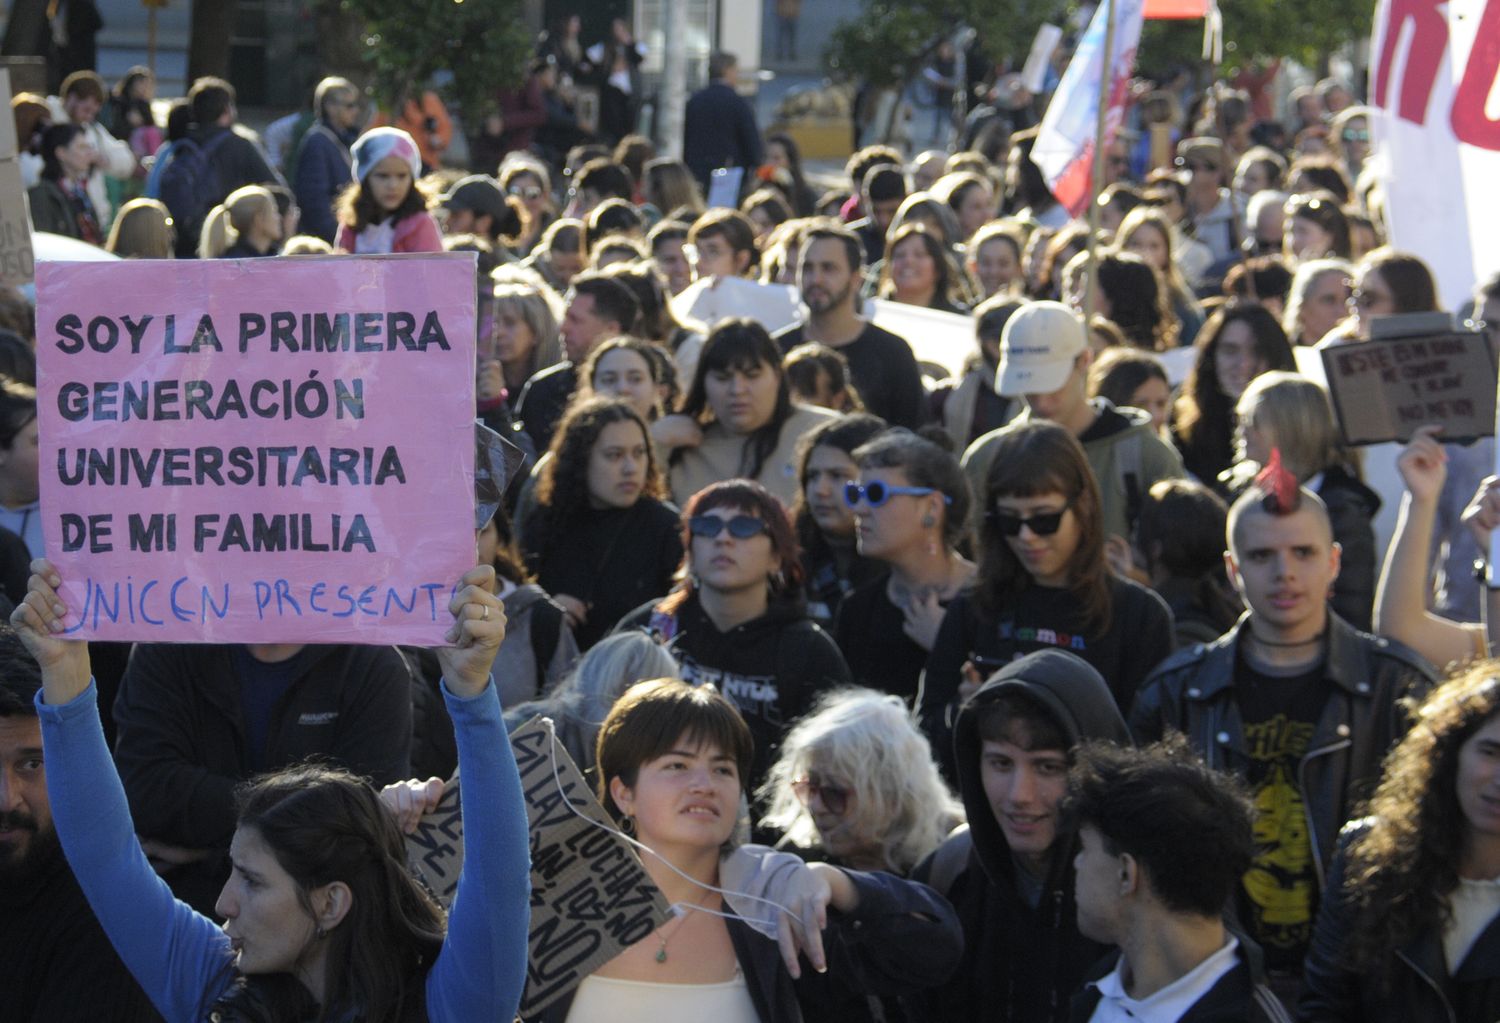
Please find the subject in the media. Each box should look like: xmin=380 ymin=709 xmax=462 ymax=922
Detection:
xmin=668 ymin=403 xmax=838 ymax=509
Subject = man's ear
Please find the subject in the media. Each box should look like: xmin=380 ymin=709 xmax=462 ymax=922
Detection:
xmin=1119 ymin=852 xmax=1141 ymax=897
xmin=1328 ymin=540 xmax=1342 ymax=586
xmin=1224 ymin=549 xmax=1244 ymax=595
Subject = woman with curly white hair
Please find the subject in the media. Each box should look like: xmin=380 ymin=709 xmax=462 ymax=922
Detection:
xmin=758 ymin=687 xmax=963 ymax=874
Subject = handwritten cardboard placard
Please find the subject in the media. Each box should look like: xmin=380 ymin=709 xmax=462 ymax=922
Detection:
xmin=405 ymin=717 xmax=672 ymax=1017
xmin=1319 ymin=332 xmax=1497 ymax=447
xmin=0 ymin=69 xmax=35 ymax=287
xmin=36 ymin=254 xmax=477 ymax=644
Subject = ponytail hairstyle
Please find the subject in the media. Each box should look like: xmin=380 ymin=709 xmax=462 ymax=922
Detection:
xmin=199 ymin=185 xmax=277 ymax=259
xmin=214 ymin=765 xmax=446 ymax=1022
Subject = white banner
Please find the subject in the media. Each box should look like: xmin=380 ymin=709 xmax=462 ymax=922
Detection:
xmin=1370 ymin=0 xmax=1500 ymax=309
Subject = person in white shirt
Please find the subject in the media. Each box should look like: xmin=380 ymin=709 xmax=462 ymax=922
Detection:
xmin=45 ymin=70 xmax=136 ymax=229
xmin=1068 ymin=739 xmax=1291 ymax=1023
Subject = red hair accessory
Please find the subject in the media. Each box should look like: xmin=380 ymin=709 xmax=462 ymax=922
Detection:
xmin=1254 ymin=448 xmax=1300 ymax=515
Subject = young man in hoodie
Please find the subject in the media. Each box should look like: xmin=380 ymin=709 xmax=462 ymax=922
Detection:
xmin=908 ymin=648 xmax=1130 ymax=1023
xmin=960 ymin=302 xmax=1184 ymax=543
xmin=1067 ymin=739 xmax=1290 ymax=1022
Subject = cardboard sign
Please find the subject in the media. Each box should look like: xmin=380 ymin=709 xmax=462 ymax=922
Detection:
xmin=670 ymin=275 xmax=802 ymax=336
xmin=405 ymin=717 xmax=672 ymax=1017
xmin=36 ymin=254 xmax=478 ymax=645
xmin=0 ymin=69 xmax=35 ymax=287
xmin=1319 ymin=332 xmax=1496 ymax=447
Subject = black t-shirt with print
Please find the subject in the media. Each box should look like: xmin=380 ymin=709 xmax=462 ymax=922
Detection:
xmin=1235 ymin=647 xmax=1331 ymax=972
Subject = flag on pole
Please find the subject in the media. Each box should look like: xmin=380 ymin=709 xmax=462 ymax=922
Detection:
xmin=1143 ymin=0 xmax=1206 ymax=17
xmin=1031 ymin=0 xmax=1147 ymax=218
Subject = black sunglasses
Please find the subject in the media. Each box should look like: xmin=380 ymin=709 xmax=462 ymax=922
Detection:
xmin=791 ymin=776 xmax=850 ymax=816
xmin=688 ymin=514 xmax=768 ymax=539
xmin=987 ymin=503 xmax=1071 ymax=537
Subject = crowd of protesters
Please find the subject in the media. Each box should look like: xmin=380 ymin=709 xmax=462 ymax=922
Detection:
xmin=5 ymin=19 xmax=1500 ymax=1023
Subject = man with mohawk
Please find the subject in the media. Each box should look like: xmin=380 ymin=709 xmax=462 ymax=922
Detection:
xmin=1128 ymin=451 xmax=1434 ymax=1007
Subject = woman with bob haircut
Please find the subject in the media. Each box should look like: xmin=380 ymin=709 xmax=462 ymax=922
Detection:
xmin=532 ymin=677 xmax=962 ymax=1023
xmin=1300 ymin=663 xmax=1500 ymax=1021
xmin=759 ymin=687 xmax=963 ymax=874
xmin=1339 ymin=247 xmax=1441 ymax=342
xmin=1230 ymin=370 xmax=1379 ymax=630
xmin=12 ymin=558 xmax=530 ymax=1023
xmin=616 ymin=479 xmax=851 ymax=789
xmin=655 ymin=317 xmax=838 ymax=509
xmin=1170 ymin=303 xmax=1296 ymax=490
xmin=793 ymin=413 xmax=889 ymax=629
xmin=1282 ymin=190 xmax=1352 ymax=264
xmin=521 ymin=396 xmax=683 ymax=650
xmin=919 ymin=421 xmax=1174 ymax=779
xmin=1088 ymin=250 xmax=1177 ymax=351
xmin=835 ymin=429 xmax=975 ymax=706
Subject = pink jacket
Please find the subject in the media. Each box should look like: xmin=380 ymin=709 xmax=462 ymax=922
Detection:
xmin=335 ymin=210 xmax=444 ymax=254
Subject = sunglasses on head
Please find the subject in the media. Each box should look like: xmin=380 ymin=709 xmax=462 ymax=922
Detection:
xmin=791 ymin=776 xmax=850 ymax=816
xmin=688 ymin=514 xmax=768 ymax=539
xmin=844 ymin=481 xmax=952 ymax=508
xmin=987 ymin=502 xmax=1072 ymax=537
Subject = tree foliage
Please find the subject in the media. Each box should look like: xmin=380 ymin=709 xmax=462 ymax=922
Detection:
xmin=830 ymin=0 xmax=1370 ymax=90
xmin=332 ymin=0 xmax=532 ymax=119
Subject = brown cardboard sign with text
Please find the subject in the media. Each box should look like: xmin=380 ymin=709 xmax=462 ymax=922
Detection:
xmin=0 ymin=68 xmax=34 ymax=287
xmin=403 ymin=716 xmax=672 ymax=1017
xmin=1320 ymin=332 xmax=1496 ymax=446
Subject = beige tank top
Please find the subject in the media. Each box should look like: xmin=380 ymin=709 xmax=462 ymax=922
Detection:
xmin=564 ymin=970 xmax=760 ymax=1023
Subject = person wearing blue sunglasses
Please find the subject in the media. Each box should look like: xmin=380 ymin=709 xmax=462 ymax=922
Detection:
xmin=832 ymin=430 xmax=974 ymax=708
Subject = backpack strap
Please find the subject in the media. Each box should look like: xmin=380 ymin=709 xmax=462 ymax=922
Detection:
xmin=927 ymin=825 xmax=973 ymax=898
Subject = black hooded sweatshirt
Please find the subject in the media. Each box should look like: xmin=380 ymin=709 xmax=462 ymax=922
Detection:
xmin=908 ymin=650 xmax=1131 ymax=1023
xmin=617 ymin=590 xmax=852 ymax=787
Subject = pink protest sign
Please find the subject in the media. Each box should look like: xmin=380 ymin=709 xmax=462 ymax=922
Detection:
xmin=35 ymin=253 xmax=477 ymax=645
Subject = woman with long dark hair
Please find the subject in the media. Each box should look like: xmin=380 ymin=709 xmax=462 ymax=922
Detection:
xmin=616 ymin=479 xmax=851 ymax=789
xmin=655 ymin=318 xmax=837 ymax=509
xmin=1089 ymin=251 xmax=1177 ymax=351
xmin=764 ymin=132 xmax=817 ymax=216
xmin=792 ymin=413 xmax=889 ymax=628
xmin=1301 ymin=663 xmax=1500 ymax=1021
xmin=1170 ymin=303 xmax=1295 ymax=489
xmin=13 ymin=559 xmax=529 ymax=1022
xmin=521 ymin=397 xmax=683 ymax=650
xmin=919 ymin=421 xmax=1174 ymax=779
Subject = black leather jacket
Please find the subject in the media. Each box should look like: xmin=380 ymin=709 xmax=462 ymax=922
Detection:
xmin=1300 ymin=822 xmax=1500 ymax=1022
xmin=1128 ymin=612 xmax=1435 ymax=889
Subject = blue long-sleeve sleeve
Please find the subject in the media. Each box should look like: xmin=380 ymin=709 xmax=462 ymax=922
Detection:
xmin=37 ymin=682 xmax=238 ymax=1023
xmin=424 ymin=677 xmax=532 ymax=1022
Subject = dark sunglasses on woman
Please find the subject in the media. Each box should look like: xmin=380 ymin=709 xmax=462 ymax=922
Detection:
xmin=688 ymin=514 xmax=768 ymax=539
xmin=987 ymin=504 xmax=1070 ymax=537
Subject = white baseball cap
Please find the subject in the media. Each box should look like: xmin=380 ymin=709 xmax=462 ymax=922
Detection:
xmin=994 ymin=301 xmax=1089 ymax=397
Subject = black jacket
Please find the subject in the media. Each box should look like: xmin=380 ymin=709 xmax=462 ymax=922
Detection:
xmin=532 ymin=869 xmax=963 ymax=1023
xmin=1069 ymin=934 xmax=1291 ymax=1022
xmin=682 ymin=80 xmax=764 ymax=189
xmin=908 ymin=657 xmax=1131 ymax=1023
xmin=1128 ymin=613 xmax=1434 ymax=889
xmin=172 ymin=124 xmax=282 ymax=257
xmin=1299 ymin=821 xmax=1500 ymax=1023
xmin=617 ymin=590 xmax=851 ymax=788
xmin=514 ymin=360 xmax=576 ymax=453
xmin=0 ymin=847 xmax=163 ymax=1022
xmin=113 ymin=642 xmax=413 ymax=913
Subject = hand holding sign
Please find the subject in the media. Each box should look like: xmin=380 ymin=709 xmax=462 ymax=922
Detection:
xmin=438 ymin=565 xmax=506 ymax=698
xmin=1395 ymin=424 xmax=1448 ymax=504
xmin=11 ymin=558 xmax=91 ymax=705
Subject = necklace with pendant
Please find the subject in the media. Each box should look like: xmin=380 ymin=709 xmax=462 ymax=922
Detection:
xmin=655 ymin=888 xmax=715 ymax=963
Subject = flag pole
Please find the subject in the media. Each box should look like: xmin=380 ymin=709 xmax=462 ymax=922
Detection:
xmin=1083 ymin=0 xmax=1118 ymax=319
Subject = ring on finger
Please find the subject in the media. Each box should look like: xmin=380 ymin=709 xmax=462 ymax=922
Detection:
xmin=482 ymin=604 xmax=490 ymax=621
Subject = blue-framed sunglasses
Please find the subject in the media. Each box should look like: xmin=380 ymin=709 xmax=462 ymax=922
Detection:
xmin=844 ymin=481 xmax=953 ymax=508
xmin=688 ymin=514 xmax=768 ymax=539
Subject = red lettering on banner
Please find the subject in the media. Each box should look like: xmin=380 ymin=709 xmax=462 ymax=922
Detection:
xmin=1373 ymin=0 xmax=1448 ymax=124
xmin=1451 ymin=0 xmax=1500 ymax=150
